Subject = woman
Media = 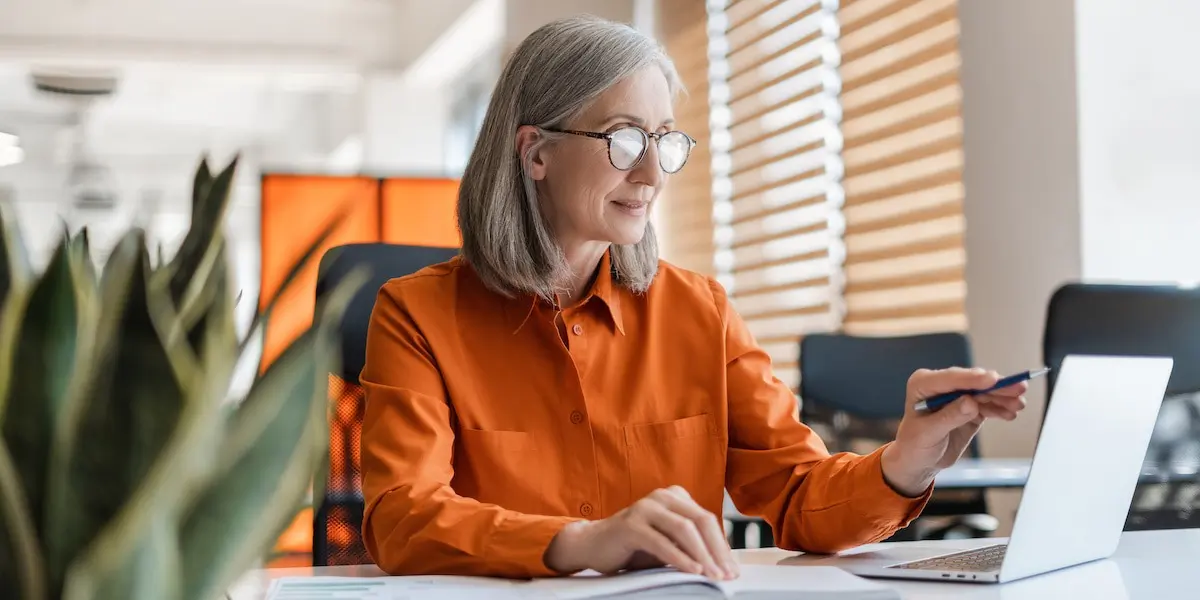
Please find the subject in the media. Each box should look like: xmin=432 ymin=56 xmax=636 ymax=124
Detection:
xmin=360 ymin=15 xmax=1026 ymax=580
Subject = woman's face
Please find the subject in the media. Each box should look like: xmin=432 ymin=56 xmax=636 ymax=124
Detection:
xmin=519 ymin=65 xmax=676 ymax=250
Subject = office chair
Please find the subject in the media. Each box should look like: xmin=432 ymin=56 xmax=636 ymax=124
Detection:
xmin=797 ymin=331 xmax=999 ymax=542
xmin=1042 ymin=282 xmax=1200 ymax=531
xmin=312 ymin=242 xmax=460 ymax=566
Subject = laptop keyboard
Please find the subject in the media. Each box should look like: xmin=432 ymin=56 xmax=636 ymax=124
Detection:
xmin=889 ymin=544 xmax=1008 ymax=573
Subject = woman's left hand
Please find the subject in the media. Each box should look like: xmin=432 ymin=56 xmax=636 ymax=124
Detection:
xmin=881 ymin=367 xmax=1029 ymax=497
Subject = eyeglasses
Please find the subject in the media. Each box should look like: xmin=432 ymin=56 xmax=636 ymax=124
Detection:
xmin=544 ymin=126 xmax=696 ymax=174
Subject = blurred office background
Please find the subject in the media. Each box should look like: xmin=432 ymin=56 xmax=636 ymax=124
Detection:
xmin=2 ymin=0 xmax=1198 ymax=565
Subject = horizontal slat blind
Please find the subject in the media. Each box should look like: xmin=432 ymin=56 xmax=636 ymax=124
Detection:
xmin=837 ymin=0 xmax=968 ymax=335
xmin=709 ymin=0 xmax=845 ymax=391
xmin=658 ymin=0 xmax=717 ymax=275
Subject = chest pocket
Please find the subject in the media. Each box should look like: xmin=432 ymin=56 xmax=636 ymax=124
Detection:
xmin=623 ymin=413 xmax=726 ymax=510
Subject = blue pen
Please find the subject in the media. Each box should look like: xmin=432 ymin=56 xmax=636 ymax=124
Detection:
xmin=914 ymin=367 xmax=1051 ymax=413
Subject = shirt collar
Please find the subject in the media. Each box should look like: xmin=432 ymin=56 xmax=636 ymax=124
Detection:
xmin=590 ymin=250 xmax=625 ymax=335
xmin=505 ymin=249 xmax=625 ymax=336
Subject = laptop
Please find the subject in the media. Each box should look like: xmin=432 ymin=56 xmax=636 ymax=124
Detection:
xmin=834 ymin=354 xmax=1174 ymax=584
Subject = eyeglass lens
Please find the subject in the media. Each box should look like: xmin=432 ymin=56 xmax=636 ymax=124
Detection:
xmin=608 ymin=127 xmax=691 ymax=173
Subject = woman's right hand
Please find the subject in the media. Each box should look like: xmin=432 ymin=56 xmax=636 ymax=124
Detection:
xmin=543 ymin=486 xmax=739 ymax=580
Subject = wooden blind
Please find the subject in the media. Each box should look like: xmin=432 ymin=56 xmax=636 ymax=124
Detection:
xmin=836 ymin=0 xmax=968 ymax=335
xmin=658 ymin=0 xmax=717 ymax=275
xmin=708 ymin=0 xmax=845 ymax=391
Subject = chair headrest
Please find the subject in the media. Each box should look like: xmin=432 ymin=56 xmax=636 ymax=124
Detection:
xmin=1043 ymin=282 xmax=1200 ymax=395
xmin=315 ymin=243 xmax=460 ymax=383
xmin=799 ymin=332 xmax=972 ymax=419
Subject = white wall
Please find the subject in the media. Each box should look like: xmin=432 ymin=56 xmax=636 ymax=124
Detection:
xmin=958 ymin=0 xmax=1085 ymax=534
xmin=959 ymin=0 xmax=1084 ymax=460
xmin=959 ymin=0 xmax=1200 ymax=534
xmin=1075 ymin=0 xmax=1200 ymax=284
xmin=504 ymin=0 xmax=637 ymax=54
xmin=362 ymin=76 xmax=450 ymax=174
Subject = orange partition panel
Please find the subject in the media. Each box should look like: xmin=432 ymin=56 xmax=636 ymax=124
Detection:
xmin=260 ymin=174 xmax=381 ymax=371
xmin=381 ymin=177 xmax=461 ymax=247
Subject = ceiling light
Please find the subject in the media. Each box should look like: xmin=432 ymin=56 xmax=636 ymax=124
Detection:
xmin=403 ymin=0 xmax=503 ymax=87
xmin=0 ymin=146 xmax=24 ymax=167
xmin=0 ymin=132 xmax=17 ymax=148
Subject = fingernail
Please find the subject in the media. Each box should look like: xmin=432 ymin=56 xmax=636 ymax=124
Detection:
xmin=726 ymin=562 xmax=740 ymax=579
xmin=962 ymin=402 xmax=973 ymax=415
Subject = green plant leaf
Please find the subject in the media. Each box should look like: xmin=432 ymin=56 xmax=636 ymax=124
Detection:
xmin=68 ymin=228 xmax=97 ymax=290
xmin=163 ymin=235 xmax=233 ymax=361
xmin=0 ymin=239 xmax=83 ymax=537
xmin=191 ymin=157 xmax=213 ymax=224
xmin=177 ymin=267 xmax=367 ymax=600
xmin=0 ymin=434 xmax=46 ymax=600
xmin=0 ymin=202 xmax=33 ymax=312
xmin=42 ymin=229 xmax=187 ymax=597
xmin=61 ymin=248 xmax=237 ymax=600
xmin=72 ymin=227 xmax=89 ymax=252
xmin=75 ymin=514 xmax=182 ymax=600
xmin=169 ymin=156 xmax=236 ymax=307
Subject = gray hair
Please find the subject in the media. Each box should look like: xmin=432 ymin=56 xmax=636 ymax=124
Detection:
xmin=457 ymin=14 xmax=683 ymax=302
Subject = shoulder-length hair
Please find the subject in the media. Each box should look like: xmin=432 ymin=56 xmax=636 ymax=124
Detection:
xmin=457 ymin=15 xmax=683 ymax=302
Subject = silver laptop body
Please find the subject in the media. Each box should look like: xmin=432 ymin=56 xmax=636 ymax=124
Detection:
xmin=845 ymin=354 xmax=1174 ymax=584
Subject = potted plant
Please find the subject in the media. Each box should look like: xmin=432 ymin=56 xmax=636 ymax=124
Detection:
xmin=0 ymin=157 xmax=365 ymax=600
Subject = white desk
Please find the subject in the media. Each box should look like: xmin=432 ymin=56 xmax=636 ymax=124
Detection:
xmin=741 ymin=529 xmax=1200 ymax=599
xmin=934 ymin=458 xmax=1200 ymax=489
xmin=228 ymin=529 xmax=1200 ymax=599
xmin=933 ymin=458 xmax=1031 ymax=488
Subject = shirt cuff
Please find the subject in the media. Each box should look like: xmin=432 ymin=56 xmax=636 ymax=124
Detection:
xmin=487 ymin=513 xmax=582 ymax=578
xmin=856 ymin=444 xmax=933 ymax=528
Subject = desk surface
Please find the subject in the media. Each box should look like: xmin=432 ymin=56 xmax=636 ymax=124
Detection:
xmin=928 ymin=457 xmax=1031 ymax=489
xmin=229 ymin=529 xmax=1200 ymax=599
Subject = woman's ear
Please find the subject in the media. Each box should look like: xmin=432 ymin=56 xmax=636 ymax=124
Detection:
xmin=515 ymin=125 xmax=549 ymax=180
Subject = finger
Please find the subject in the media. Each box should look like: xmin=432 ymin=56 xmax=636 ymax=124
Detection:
xmin=990 ymin=380 xmax=1029 ymax=397
xmin=977 ymin=394 xmax=1027 ymax=412
xmin=643 ymin=500 xmax=724 ymax=579
xmin=631 ymin=522 xmax=704 ymax=575
xmin=978 ymin=403 xmax=1018 ymax=421
xmin=661 ymin=487 xmax=738 ymax=578
xmin=935 ymin=395 xmax=981 ymax=430
xmin=910 ymin=367 xmax=1000 ymax=404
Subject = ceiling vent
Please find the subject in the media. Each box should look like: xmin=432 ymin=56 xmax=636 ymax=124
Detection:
xmin=29 ymin=68 xmax=120 ymax=211
xmin=31 ymin=70 xmax=119 ymax=98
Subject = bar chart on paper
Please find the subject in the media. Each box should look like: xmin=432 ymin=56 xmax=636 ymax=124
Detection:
xmin=266 ymin=577 xmax=531 ymax=600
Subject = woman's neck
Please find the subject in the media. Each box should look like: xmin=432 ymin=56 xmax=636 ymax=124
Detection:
xmin=557 ymin=241 xmax=610 ymax=308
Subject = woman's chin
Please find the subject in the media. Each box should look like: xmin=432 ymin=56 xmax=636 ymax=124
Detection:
xmin=605 ymin=222 xmax=648 ymax=246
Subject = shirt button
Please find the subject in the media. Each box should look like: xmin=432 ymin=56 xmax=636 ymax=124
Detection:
xmin=572 ymin=323 xmax=584 ymax=335
xmin=579 ymin=502 xmax=594 ymax=517
xmin=570 ymin=410 xmax=584 ymax=425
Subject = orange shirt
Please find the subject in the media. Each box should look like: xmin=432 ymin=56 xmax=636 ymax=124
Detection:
xmin=360 ymin=252 xmax=931 ymax=578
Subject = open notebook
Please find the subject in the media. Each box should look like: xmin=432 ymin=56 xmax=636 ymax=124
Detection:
xmin=266 ymin=565 xmax=899 ymax=600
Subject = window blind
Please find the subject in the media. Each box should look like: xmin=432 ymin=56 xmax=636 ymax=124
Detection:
xmin=658 ymin=0 xmax=717 ymax=276
xmin=836 ymin=0 xmax=967 ymax=335
xmin=708 ymin=0 xmax=845 ymax=391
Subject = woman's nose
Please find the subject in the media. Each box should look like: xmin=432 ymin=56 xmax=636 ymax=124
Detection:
xmin=630 ymin=140 xmax=663 ymax=186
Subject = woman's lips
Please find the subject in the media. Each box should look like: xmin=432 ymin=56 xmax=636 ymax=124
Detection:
xmin=612 ymin=199 xmax=649 ymax=216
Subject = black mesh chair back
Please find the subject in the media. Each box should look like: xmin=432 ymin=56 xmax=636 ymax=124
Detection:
xmin=1042 ymin=282 xmax=1200 ymax=530
xmin=312 ymin=243 xmax=460 ymax=566
xmin=799 ymin=331 xmax=994 ymax=540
